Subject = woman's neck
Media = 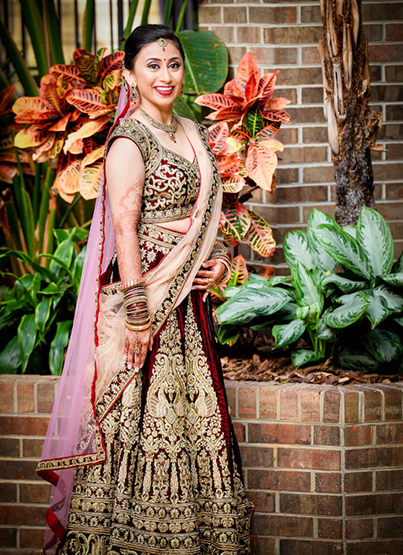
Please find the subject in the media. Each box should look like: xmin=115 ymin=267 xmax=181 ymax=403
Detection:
xmin=137 ymin=102 xmax=174 ymax=125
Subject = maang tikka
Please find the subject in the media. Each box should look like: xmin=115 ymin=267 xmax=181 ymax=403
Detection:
xmin=157 ymin=38 xmax=167 ymax=50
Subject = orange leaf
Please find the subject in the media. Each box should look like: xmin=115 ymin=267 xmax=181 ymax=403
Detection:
xmin=0 ymin=164 xmax=18 ymax=184
xmin=50 ymin=64 xmax=86 ymax=83
xmin=257 ymin=139 xmax=284 ymax=152
xmin=48 ymin=113 xmax=71 ymax=132
xmin=221 ymin=203 xmax=251 ymax=246
xmin=235 ymin=53 xmax=260 ymax=100
xmin=244 ymin=72 xmax=259 ymax=103
xmin=263 ymin=97 xmax=291 ymax=111
xmin=0 ymin=86 xmax=15 ymax=115
xmin=66 ymin=89 xmax=110 ymax=115
xmin=224 ymin=79 xmax=243 ymax=99
xmin=32 ymin=133 xmax=56 ymax=161
xmin=67 ymin=139 xmax=84 ymax=155
xmin=258 ymin=266 xmax=276 ymax=278
xmin=12 ymin=97 xmax=56 ymax=123
xmin=245 ymin=143 xmax=278 ymax=191
xmin=222 ymin=176 xmax=245 ymax=193
xmin=207 ymin=122 xmax=229 ymax=154
xmin=195 ymin=93 xmax=240 ymax=110
xmin=258 ymin=71 xmax=280 ymax=100
xmin=217 ymin=154 xmax=240 ymax=177
xmin=58 ymin=160 xmax=81 ymax=195
xmin=98 ymin=51 xmax=125 ymax=81
xmin=231 ymin=254 xmax=249 ymax=284
xmin=245 ymin=211 xmax=276 ymax=257
xmin=103 ymin=69 xmax=121 ymax=93
xmin=79 ymin=160 xmax=102 ymax=199
xmin=14 ymin=125 xmax=51 ymax=148
xmin=39 ymin=75 xmax=60 ymax=111
xmin=255 ymin=122 xmax=281 ymax=142
xmin=0 ymin=148 xmax=28 ymax=164
xmin=48 ymin=135 xmax=64 ymax=159
xmin=82 ymin=145 xmax=105 ymax=168
xmin=205 ymin=105 xmax=244 ymax=121
xmin=63 ymin=116 xmax=110 ymax=154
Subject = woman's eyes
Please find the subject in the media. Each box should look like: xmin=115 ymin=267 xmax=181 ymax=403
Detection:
xmin=147 ymin=63 xmax=181 ymax=70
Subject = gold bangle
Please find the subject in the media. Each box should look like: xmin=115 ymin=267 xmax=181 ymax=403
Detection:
xmin=125 ymin=320 xmax=152 ymax=331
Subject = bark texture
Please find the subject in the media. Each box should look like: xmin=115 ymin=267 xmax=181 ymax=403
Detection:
xmin=320 ymin=0 xmax=382 ymax=226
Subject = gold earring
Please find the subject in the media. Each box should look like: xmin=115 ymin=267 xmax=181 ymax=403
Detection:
xmin=179 ymin=86 xmax=184 ymax=101
xmin=130 ymin=84 xmax=139 ymax=101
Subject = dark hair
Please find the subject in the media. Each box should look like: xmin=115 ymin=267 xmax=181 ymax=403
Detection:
xmin=124 ymin=24 xmax=185 ymax=71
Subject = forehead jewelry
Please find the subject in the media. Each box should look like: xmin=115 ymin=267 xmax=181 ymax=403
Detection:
xmin=157 ymin=38 xmax=167 ymax=51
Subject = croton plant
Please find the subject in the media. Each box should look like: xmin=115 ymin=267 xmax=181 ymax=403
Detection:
xmin=196 ymin=52 xmax=291 ymax=283
xmin=11 ymin=48 xmax=124 ymax=203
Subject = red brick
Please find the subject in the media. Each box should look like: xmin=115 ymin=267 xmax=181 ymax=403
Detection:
xmin=236 ymin=27 xmax=262 ymax=44
xmin=281 ymin=539 xmax=343 ymax=554
xmin=0 ymin=504 xmax=46 ymax=526
xmin=374 ymin=161 xmax=403 ymax=182
xmin=0 ymin=438 xmax=20 ymax=457
xmin=246 ymin=490 xmax=275 ymax=513
xmin=281 ymin=147 xmax=327 ymax=165
xmin=250 ymin=536 xmax=276 ymax=555
xmin=0 ymin=460 xmax=40 ymax=481
xmin=37 ymin=381 xmax=55 ymax=413
xmin=376 ymin=469 xmax=403 ymax=491
xmin=248 ymin=469 xmax=311 ymax=492
xmin=386 ymin=23 xmax=403 ymax=41
xmin=225 ymin=387 xmax=235 ymax=417
xmin=382 ymin=388 xmax=403 ymax=420
xmin=20 ymin=483 xmax=51 ymax=504
xmin=17 ymin=382 xmax=35 ymax=414
xmin=0 ymin=482 xmax=17 ymax=502
xmin=238 ymin=387 xmax=257 ymax=418
xmin=369 ymin=44 xmax=403 ymax=63
xmin=279 ymin=389 xmax=298 ymax=420
xmin=270 ymin=185 xmax=328 ymax=204
xmin=377 ymin=423 xmax=403 ymax=445
xmin=314 ymin=426 xmax=340 ymax=446
xmin=259 ymin=388 xmax=277 ymax=420
xmin=323 ymin=390 xmax=341 ymax=423
xmin=240 ymin=445 xmax=273 ymax=467
xmin=264 ymin=26 xmax=322 ymax=45
xmin=20 ymin=527 xmax=46 ymax=548
xmin=344 ymin=472 xmax=373 ymax=493
xmin=345 ymin=426 xmax=372 ymax=447
xmin=301 ymin=5 xmax=321 ymax=23
xmin=301 ymin=47 xmax=321 ymax=64
xmin=346 ymin=540 xmax=403 ymax=555
xmin=345 ymin=518 xmax=374 ymax=539
xmin=318 ymin=518 xmax=343 ymax=539
xmin=386 ymin=66 xmax=403 ymax=83
xmin=0 ymin=528 xmax=16 ymax=548
xmin=277 ymin=67 xmax=323 ymax=87
xmin=344 ymin=390 xmax=360 ymax=424
xmin=0 ymin=415 xmax=50 ymax=436
xmin=223 ymin=6 xmax=246 ymax=23
xmin=280 ymin=493 xmax=342 ymax=516
xmin=378 ymin=516 xmax=403 ymax=538
xmin=253 ymin=205 xmax=300 ymax=226
xmin=252 ymin=513 xmax=313 ymax=537
xmin=315 ymin=472 xmax=341 ymax=494
xmin=303 ymin=165 xmax=335 ymax=184
xmin=345 ymin=493 xmax=403 ymax=516
xmin=0 ymin=382 xmax=14 ymax=413
xmin=233 ymin=421 xmax=245 ymax=443
xmin=249 ymin=423 xmax=311 ymax=445
xmin=199 ymin=6 xmax=222 ymax=24
xmin=278 ymin=448 xmax=341 ymax=471
xmin=346 ymin=447 xmax=403 ymax=470
xmin=301 ymin=390 xmax=321 ymax=422
xmin=287 ymin=107 xmax=325 ymax=125
xmin=22 ymin=438 xmax=44 ymax=458
xmin=364 ymin=390 xmax=382 ymax=422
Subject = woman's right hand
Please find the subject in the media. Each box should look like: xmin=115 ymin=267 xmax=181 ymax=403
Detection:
xmin=124 ymin=325 xmax=153 ymax=371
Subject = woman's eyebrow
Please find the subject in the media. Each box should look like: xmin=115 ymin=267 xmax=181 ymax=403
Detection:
xmin=145 ymin=56 xmax=181 ymax=63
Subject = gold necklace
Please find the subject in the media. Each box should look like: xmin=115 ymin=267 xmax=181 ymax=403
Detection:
xmin=140 ymin=108 xmax=178 ymax=142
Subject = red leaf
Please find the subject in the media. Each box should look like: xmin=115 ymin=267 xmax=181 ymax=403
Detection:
xmin=220 ymin=202 xmax=251 ymax=245
xmin=222 ymin=176 xmax=245 ymax=193
xmin=208 ymin=122 xmax=229 ymax=154
xmin=231 ymin=254 xmax=249 ymax=284
xmin=48 ymin=113 xmax=71 ymax=132
xmin=205 ymin=105 xmax=244 ymax=121
xmin=245 ymin=142 xmax=278 ymax=191
xmin=244 ymin=72 xmax=259 ymax=103
xmin=63 ymin=116 xmax=110 ymax=153
xmin=258 ymin=71 xmax=280 ymax=100
xmin=224 ymin=79 xmax=244 ymax=99
xmin=98 ymin=51 xmax=125 ymax=81
xmin=217 ymin=154 xmax=240 ymax=177
xmin=245 ymin=210 xmax=276 ymax=258
xmin=195 ymin=93 xmax=240 ymax=110
xmin=66 ymin=89 xmax=109 ymax=115
xmin=235 ymin=53 xmax=260 ymax=100
xmin=258 ymin=266 xmax=276 ymax=278
xmin=50 ymin=64 xmax=86 ymax=83
xmin=255 ymin=122 xmax=281 ymax=142
xmin=0 ymin=87 xmax=15 ymax=114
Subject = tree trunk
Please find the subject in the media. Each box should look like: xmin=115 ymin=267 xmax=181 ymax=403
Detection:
xmin=320 ymin=0 xmax=382 ymax=226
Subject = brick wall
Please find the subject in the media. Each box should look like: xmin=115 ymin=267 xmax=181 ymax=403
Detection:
xmin=199 ymin=0 xmax=403 ymax=273
xmin=1 ymin=375 xmax=403 ymax=554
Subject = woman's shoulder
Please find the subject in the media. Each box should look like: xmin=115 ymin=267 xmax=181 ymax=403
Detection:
xmin=108 ymin=118 xmax=150 ymax=157
xmin=176 ymin=115 xmax=209 ymax=141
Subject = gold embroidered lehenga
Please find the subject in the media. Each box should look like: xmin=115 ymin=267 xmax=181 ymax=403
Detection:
xmin=40 ymin=118 xmax=253 ymax=555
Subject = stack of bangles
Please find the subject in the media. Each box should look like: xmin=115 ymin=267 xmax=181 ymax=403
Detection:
xmin=120 ymin=278 xmax=151 ymax=331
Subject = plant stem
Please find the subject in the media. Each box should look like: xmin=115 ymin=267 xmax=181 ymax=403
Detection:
xmin=82 ymin=0 xmax=95 ymax=52
xmin=121 ymin=0 xmax=140 ymax=49
xmin=59 ymin=194 xmax=82 ymax=228
xmin=175 ymin=0 xmax=189 ymax=33
xmin=163 ymin=0 xmax=174 ymax=26
xmin=140 ymin=0 xmax=152 ymax=25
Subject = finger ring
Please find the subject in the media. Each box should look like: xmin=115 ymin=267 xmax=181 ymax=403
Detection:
xmin=134 ymin=331 xmax=140 ymax=355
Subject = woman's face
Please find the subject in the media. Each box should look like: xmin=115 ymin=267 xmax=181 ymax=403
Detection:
xmin=126 ymin=40 xmax=185 ymax=114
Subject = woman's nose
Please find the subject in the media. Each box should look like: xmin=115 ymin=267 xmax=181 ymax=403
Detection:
xmin=160 ymin=64 xmax=172 ymax=82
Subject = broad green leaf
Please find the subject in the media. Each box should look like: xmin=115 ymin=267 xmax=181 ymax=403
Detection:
xmin=0 ymin=337 xmax=22 ymax=373
xmin=35 ymin=297 xmax=52 ymax=335
xmin=217 ymin=323 xmax=240 ymax=346
xmin=283 ymin=230 xmax=314 ymax=272
xmin=363 ymin=328 xmax=403 ymax=364
xmin=312 ymin=223 xmax=372 ymax=280
xmin=321 ymin=273 xmax=369 ymax=295
xmin=373 ymin=285 xmax=403 ymax=314
xmin=48 ymin=238 xmax=74 ymax=278
xmin=392 ymin=250 xmax=403 ymax=273
xmin=217 ymin=286 xmax=290 ymax=324
xmin=323 ymin=292 xmax=370 ymax=329
xmin=365 ymin=294 xmax=392 ymax=328
xmin=294 ymin=262 xmax=324 ymax=313
xmin=344 ymin=225 xmax=357 ymax=239
xmin=381 ymin=273 xmax=403 ymax=288
xmin=272 ymin=319 xmax=306 ymax=349
xmin=317 ymin=316 xmax=340 ymax=341
xmin=18 ymin=314 xmax=37 ymax=373
xmin=357 ymin=206 xmax=394 ymax=279
xmin=54 ymin=229 xmax=71 ymax=245
xmin=49 ymin=320 xmax=73 ymax=376
xmin=223 ymin=286 xmax=242 ymax=298
xmin=394 ymin=316 xmax=403 ymax=327
xmin=337 ymin=347 xmax=379 ymax=372
xmin=73 ymin=248 xmax=86 ymax=293
xmin=267 ymin=276 xmax=293 ymax=287
xmin=307 ymin=209 xmax=339 ymax=273
xmin=40 ymin=283 xmax=61 ymax=295
xmin=173 ymin=97 xmax=198 ymax=121
xmin=291 ymin=349 xmax=323 ymax=368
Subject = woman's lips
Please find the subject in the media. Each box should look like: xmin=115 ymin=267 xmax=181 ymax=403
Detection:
xmin=155 ymin=86 xmax=175 ymax=96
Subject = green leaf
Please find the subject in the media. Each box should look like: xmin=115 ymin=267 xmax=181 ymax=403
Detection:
xmin=49 ymin=320 xmax=73 ymax=376
xmin=393 ymin=316 xmax=403 ymax=327
xmin=307 ymin=210 xmax=339 ymax=273
xmin=373 ymin=285 xmax=403 ymax=314
xmin=223 ymin=286 xmax=242 ymax=299
xmin=267 ymin=276 xmax=293 ymax=287
xmin=40 ymin=283 xmax=61 ymax=295
xmin=246 ymin=106 xmax=264 ymax=138
xmin=217 ymin=323 xmax=240 ymax=346
xmin=48 ymin=238 xmax=74 ymax=278
xmin=356 ymin=206 xmax=394 ymax=279
xmin=35 ymin=297 xmax=52 ymax=335
xmin=323 ymin=292 xmax=370 ymax=329
xmin=317 ymin=315 xmax=340 ymax=341
xmin=18 ymin=314 xmax=37 ymax=373
xmin=173 ymin=97 xmax=198 ymax=121
xmin=20 ymin=0 xmax=48 ymax=77
xmin=283 ymin=230 xmax=314 ymax=272
xmin=294 ymin=262 xmax=324 ymax=313
xmin=344 ymin=225 xmax=357 ymax=239
xmin=392 ymin=250 xmax=403 ymax=273
xmin=365 ymin=294 xmax=392 ymax=328
xmin=321 ymin=273 xmax=369 ymax=295
xmin=0 ymin=337 xmax=22 ymax=373
xmin=363 ymin=328 xmax=403 ymax=364
xmin=291 ymin=349 xmax=323 ymax=368
xmin=43 ymin=0 xmax=65 ymax=65
xmin=272 ymin=319 xmax=306 ymax=349
xmin=381 ymin=273 xmax=403 ymax=288
xmin=337 ymin=347 xmax=379 ymax=372
xmin=312 ymin=223 xmax=372 ymax=280
xmin=73 ymin=248 xmax=86 ymax=294
xmin=82 ymin=0 xmax=95 ymax=51
xmin=179 ymin=30 xmax=228 ymax=95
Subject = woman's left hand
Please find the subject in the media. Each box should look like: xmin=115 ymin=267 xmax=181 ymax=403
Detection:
xmin=193 ymin=259 xmax=226 ymax=302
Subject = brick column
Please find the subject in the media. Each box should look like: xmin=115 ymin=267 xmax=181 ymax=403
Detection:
xmin=199 ymin=0 xmax=403 ymax=274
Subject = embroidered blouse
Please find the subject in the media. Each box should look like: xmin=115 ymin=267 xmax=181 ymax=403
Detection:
xmin=108 ymin=118 xmax=200 ymax=224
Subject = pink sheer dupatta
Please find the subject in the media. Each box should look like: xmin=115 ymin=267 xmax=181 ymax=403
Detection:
xmin=37 ymin=85 xmax=222 ymax=554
